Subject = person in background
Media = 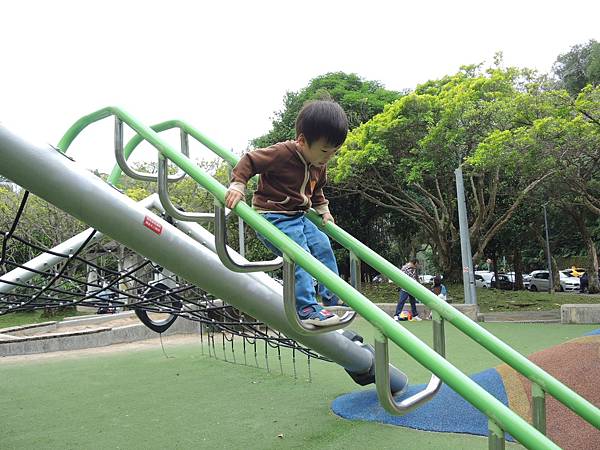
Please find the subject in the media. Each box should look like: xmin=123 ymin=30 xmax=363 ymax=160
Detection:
xmin=394 ymin=259 xmax=422 ymax=321
xmin=580 ymin=271 xmax=589 ymax=294
xmin=431 ymin=276 xmax=448 ymax=301
xmin=427 ymin=275 xmax=448 ymax=319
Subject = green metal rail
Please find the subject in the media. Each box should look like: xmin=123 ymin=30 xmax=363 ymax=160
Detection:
xmin=57 ymin=106 xmax=600 ymax=449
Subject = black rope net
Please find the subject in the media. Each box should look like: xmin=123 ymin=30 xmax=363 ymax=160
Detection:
xmin=0 ymin=190 xmax=329 ymax=378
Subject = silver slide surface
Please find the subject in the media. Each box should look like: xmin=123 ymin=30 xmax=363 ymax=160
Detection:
xmin=0 ymin=126 xmax=407 ymax=391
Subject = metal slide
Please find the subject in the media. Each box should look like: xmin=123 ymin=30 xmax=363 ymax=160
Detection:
xmin=2 ymin=106 xmax=600 ymax=449
xmin=0 ymin=125 xmax=407 ymax=392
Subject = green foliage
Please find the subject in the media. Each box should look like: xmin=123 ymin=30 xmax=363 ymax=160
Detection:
xmin=252 ymin=72 xmax=401 ymax=148
xmin=553 ymin=39 xmax=600 ymax=95
xmin=330 ymin=63 xmax=556 ymax=276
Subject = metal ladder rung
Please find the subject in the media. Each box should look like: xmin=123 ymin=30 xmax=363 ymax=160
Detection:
xmin=114 ymin=117 xmax=187 ymax=183
xmin=373 ymin=311 xmax=445 ymax=415
xmin=283 ymin=257 xmax=357 ymax=335
xmin=213 ymin=202 xmax=283 ymax=273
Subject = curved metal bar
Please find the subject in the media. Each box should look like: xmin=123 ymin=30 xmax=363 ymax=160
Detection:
xmin=283 ymin=257 xmax=356 ymax=335
xmin=213 ymin=201 xmax=283 ymax=272
xmin=114 ymin=117 xmax=187 ymax=183
xmin=157 ymin=154 xmax=217 ymax=222
xmin=374 ymin=328 xmax=443 ymax=415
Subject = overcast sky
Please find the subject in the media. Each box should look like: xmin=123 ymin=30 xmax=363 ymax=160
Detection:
xmin=2 ymin=0 xmax=599 ymax=173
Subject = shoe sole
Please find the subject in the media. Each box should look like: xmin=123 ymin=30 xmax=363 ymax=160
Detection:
xmin=301 ymin=316 xmax=341 ymax=326
xmin=323 ymin=304 xmax=352 ymax=311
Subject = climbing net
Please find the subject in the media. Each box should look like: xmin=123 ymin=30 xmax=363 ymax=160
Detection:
xmin=0 ymin=190 xmax=328 ymax=378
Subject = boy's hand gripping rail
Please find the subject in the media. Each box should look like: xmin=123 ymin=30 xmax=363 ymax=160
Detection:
xmin=374 ymin=312 xmax=445 ymax=415
xmin=282 ymin=256 xmax=357 ymax=335
xmin=214 ymin=201 xmax=283 ymax=272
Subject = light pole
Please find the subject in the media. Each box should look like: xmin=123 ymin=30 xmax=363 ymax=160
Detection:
xmin=455 ymin=166 xmax=477 ymax=305
xmin=542 ymin=203 xmax=553 ymax=293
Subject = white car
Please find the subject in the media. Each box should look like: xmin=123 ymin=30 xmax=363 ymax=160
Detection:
xmin=528 ymin=270 xmax=580 ymax=292
xmin=474 ymin=271 xmax=494 ymax=288
xmin=505 ymin=272 xmax=531 ymax=289
xmin=419 ymin=274 xmax=438 ymax=284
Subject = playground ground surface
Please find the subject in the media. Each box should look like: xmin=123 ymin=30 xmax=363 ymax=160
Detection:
xmin=2 ymin=281 xmax=599 ymax=330
xmin=1 ymin=318 xmax=598 ymax=449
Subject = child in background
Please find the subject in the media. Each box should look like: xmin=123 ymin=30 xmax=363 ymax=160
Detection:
xmin=428 ymin=275 xmax=448 ymax=319
xmin=431 ymin=276 xmax=447 ymax=301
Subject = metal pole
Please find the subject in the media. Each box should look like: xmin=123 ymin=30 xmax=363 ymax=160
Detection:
xmin=225 ymin=160 xmax=245 ymax=258
xmin=238 ymin=216 xmax=245 ymax=258
xmin=543 ymin=204 xmax=553 ymax=293
xmin=532 ymin=383 xmax=547 ymax=435
xmin=455 ymin=167 xmax=477 ymax=305
xmin=349 ymin=251 xmax=361 ymax=291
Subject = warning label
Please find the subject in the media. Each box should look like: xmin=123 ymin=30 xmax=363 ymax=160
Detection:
xmin=143 ymin=216 xmax=162 ymax=235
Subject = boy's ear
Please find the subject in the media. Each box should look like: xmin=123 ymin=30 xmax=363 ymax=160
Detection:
xmin=296 ymin=133 xmax=307 ymax=148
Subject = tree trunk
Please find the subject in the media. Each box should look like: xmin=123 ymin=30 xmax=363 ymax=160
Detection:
xmin=532 ymin=229 xmax=556 ymax=293
xmin=551 ymin=255 xmax=560 ymax=293
xmin=491 ymin=255 xmax=499 ymax=290
xmin=513 ymin=247 xmax=524 ymax=290
xmin=567 ymin=207 xmax=600 ymax=293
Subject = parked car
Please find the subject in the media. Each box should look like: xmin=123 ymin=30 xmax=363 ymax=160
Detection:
xmin=505 ymin=272 xmax=531 ymax=289
xmin=491 ymin=274 xmax=515 ymax=290
xmin=474 ymin=271 xmax=494 ymax=288
xmin=373 ymin=274 xmax=393 ymax=283
xmin=419 ymin=274 xmax=439 ymax=284
xmin=528 ymin=270 xmax=580 ymax=292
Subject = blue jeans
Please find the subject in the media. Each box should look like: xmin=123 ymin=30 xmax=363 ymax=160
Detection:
xmin=258 ymin=213 xmax=339 ymax=312
xmin=395 ymin=289 xmax=418 ymax=317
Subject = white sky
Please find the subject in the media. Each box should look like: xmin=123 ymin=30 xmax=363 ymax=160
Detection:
xmin=2 ymin=0 xmax=599 ymax=173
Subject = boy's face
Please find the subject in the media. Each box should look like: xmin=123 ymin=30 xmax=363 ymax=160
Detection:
xmin=297 ymin=134 xmax=340 ymax=167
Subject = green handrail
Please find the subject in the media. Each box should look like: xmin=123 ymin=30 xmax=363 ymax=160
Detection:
xmin=113 ymin=115 xmax=599 ymax=433
xmin=54 ymin=107 xmax=595 ymax=449
xmin=306 ymin=210 xmax=600 ymax=431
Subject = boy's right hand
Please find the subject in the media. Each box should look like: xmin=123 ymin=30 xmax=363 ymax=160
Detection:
xmin=225 ymin=188 xmax=244 ymax=209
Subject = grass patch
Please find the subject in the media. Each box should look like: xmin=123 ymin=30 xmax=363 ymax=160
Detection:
xmin=1 ymin=319 xmax=597 ymax=449
xmin=0 ymin=309 xmax=92 ymax=329
xmin=447 ymin=284 xmax=600 ymax=312
xmin=360 ymin=282 xmax=600 ymax=313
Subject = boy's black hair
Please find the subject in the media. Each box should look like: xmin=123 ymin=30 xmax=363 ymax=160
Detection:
xmin=295 ymin=100 xmax=348 ymax=147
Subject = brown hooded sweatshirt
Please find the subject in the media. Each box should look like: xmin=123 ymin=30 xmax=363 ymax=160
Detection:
xmin=229 ymin=141 xmax=330 ymax=215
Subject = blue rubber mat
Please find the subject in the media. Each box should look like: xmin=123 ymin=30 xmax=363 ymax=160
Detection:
xmin=584 ymin=328 xmax=600 ymax=336
xmin=332 ymin=368 xmax=513 ymax=439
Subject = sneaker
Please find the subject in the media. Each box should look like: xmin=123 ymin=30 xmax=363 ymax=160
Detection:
xmin=299 ymin=306 xmax=341 ymax=326
xmin=393 ymin=315 xmax=399 ymax=321
xmin=410 ymin=316 xmax=423 ymax=321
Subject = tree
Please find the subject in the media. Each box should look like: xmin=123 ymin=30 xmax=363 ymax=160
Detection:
xmin=333 ymin=64 xmax=554 ymax=278
xmin=249 ymin=72 xmax=406 ymax=271
xmin=553 ymin=39 xmax=600 ymax=95
xmin=471 ymin=85 xmax=600 ymax=291
xmin=252 ymin=72 xmax=401 ymax=148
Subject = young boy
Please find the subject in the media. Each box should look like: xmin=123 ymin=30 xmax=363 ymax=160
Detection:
xmin=224 ymin=100 xmax=348 ymax=326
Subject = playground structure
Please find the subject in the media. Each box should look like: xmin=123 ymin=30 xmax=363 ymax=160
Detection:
xmin=1 ymin=108 xmax=599 ymax=449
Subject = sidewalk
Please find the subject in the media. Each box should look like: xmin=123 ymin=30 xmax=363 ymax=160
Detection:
xmin=479 ymin=310 xmax=561 ymax=323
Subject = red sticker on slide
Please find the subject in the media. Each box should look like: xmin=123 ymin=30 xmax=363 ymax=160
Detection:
xmin=143 ymin=216 xmax=162 ymax=235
